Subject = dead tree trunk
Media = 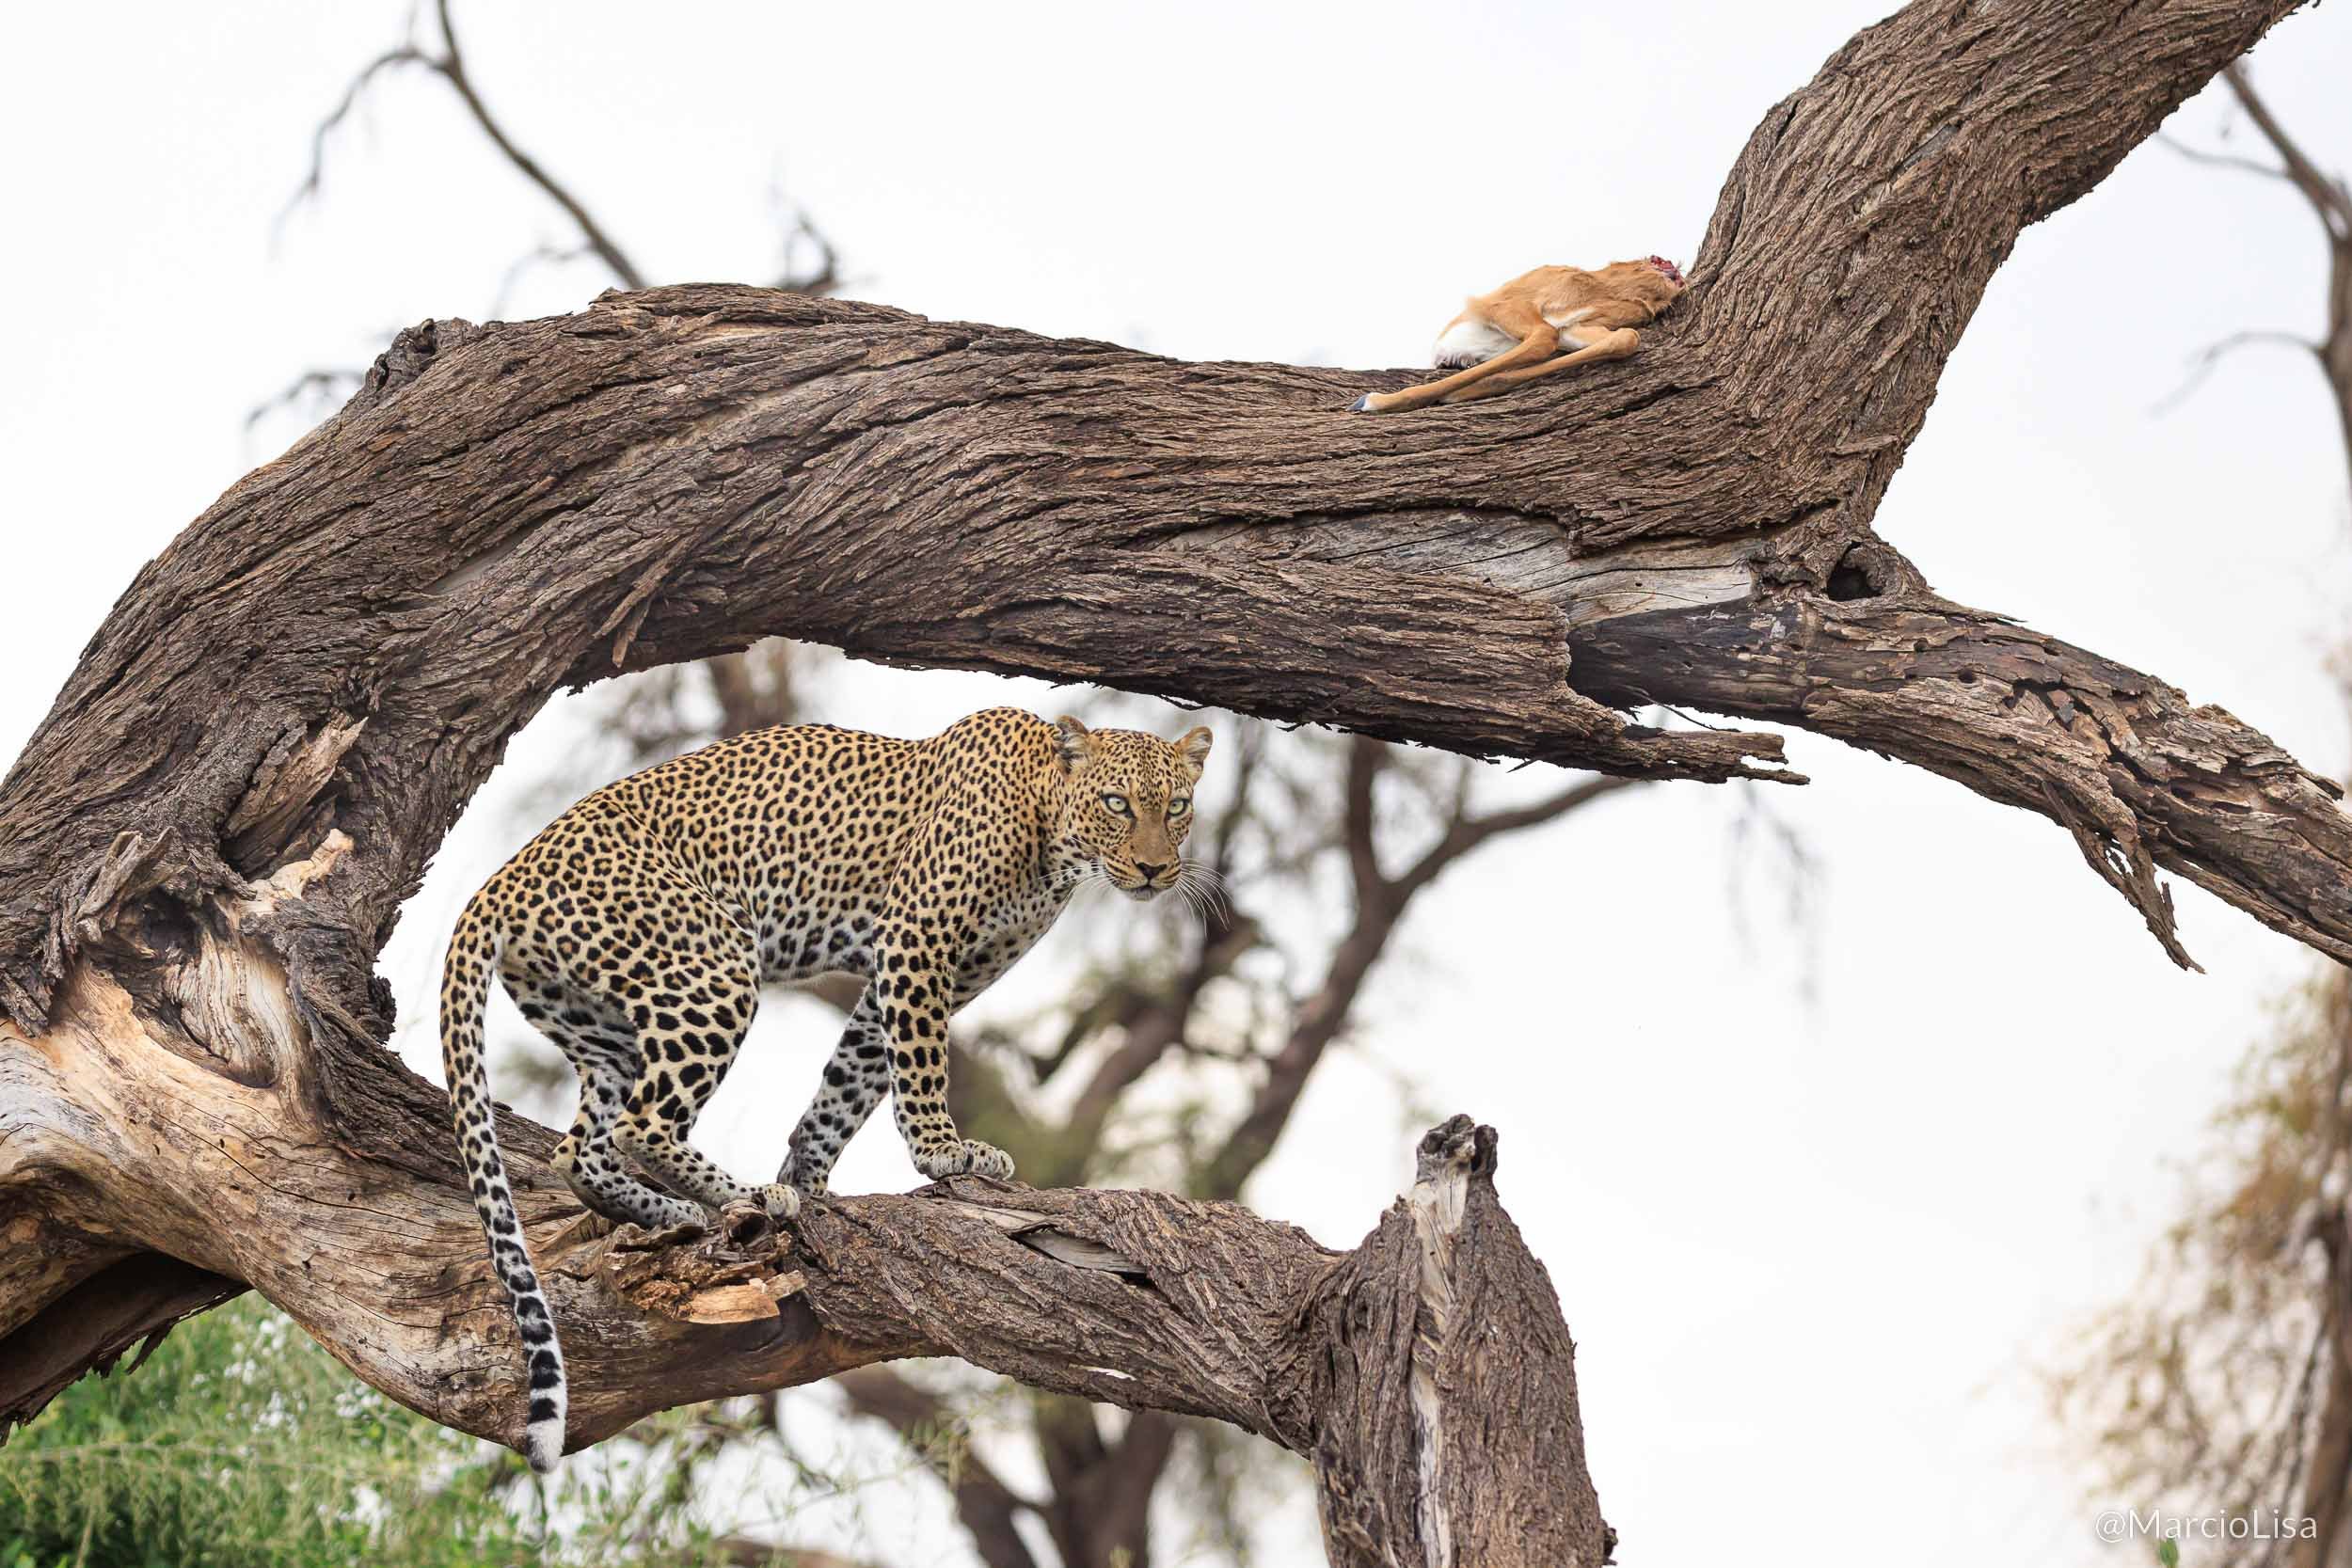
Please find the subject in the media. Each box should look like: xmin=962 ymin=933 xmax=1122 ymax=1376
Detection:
xmin=0 ymin=0 xmax=2332 ymax=1558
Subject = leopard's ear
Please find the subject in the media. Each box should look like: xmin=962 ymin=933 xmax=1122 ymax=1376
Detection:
xmin=1053 ymin=715 xmax=1093 ymax=770
xmin=1173 ymin=725 xmax=1213 ymax=769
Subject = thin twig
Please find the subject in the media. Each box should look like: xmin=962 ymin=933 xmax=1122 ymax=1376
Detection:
xmin=429 ymin=0 xmax=647 ymax=289
xmin=243 ymin=368 xmax=367 ymax=433
xmin=772 ymin=205 xmax=845 ymax=296
xmin=2150 ymin=329 xmax=2318 ymax=415
xmin=2158 ymin=132 xmax=2296 ymax=186
xmin=2224 ymin=63 xmax=2352 ymax=239
xmin=277 ymin=44 xmax=431 ymax=234
xmin=490 ymin=242 xmax=595 ymax=318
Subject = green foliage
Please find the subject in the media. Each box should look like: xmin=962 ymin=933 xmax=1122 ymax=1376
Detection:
xmin=0 ymin=1297 xmax=538 ymax=1568
xmin=0 ymin=1299 xmax=791 ymax=1568
xmin=0 ymin=1297 xmax=555 ymax=1568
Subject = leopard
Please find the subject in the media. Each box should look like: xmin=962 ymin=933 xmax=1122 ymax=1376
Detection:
xmin=438 ymin=705 xmax=1212 ymax=1470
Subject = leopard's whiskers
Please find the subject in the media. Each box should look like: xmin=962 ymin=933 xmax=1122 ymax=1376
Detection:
xmin=1173 ymin=861 xmax=1231 ymax=923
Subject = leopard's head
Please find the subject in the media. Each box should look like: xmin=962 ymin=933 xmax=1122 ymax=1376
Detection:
xmin=1051 ymin=716 xmax=1213 ymax=901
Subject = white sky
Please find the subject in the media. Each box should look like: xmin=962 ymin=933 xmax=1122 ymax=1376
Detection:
xmin=7 ymin=2 xmax=2352 ymax=1562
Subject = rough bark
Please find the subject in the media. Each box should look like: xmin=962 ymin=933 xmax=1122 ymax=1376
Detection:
xmin=0 ymin=0 xmax=2331 ymax=1560
xmin=1311 ymin=1120 xmax=1612 ymax=1567
xmin=0 ymin=2 xmax=2332 ymax=1026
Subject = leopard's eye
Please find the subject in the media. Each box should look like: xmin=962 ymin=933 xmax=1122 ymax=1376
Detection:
xmin=1102 ymin=793 xmax=1131 ymax=815
xmin=1168 ymin=797 xmax=1191 ymax=816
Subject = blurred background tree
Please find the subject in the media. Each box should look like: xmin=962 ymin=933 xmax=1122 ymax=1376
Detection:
xmin=2051 ymin=63 xmax=2352 ymax=1566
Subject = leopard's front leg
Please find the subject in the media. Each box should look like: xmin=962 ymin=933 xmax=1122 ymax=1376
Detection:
xmin=780 ymin=985 xmax=891 ymax=1196
xmin=870 ymin=925 xmax=1013 ymax=1183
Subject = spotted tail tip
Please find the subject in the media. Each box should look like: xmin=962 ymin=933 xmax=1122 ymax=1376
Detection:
xmin=525 ymin=1412 xmax=564 ymax=1473
xmin=523 ymin=1377 xmax=566 ymax=1473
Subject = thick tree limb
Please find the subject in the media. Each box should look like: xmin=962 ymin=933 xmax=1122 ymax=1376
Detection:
xmin=1565 ymin=597 xmax=2352 ymax=972
xmin=0 ymin=0 xmax=2330 ymax=1560
xmin=0 ymin=0 xmax=2328 ymax=1025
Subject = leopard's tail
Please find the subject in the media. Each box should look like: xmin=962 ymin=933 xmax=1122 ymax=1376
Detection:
xmin=441 ymin=901 xmax=565 ymax=1472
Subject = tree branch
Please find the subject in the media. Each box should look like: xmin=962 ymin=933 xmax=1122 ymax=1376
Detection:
xmin=243 ymin=367 xmax=369 ymax=433
xmin=287 ymin=1 xmax=848 ymax=305
xmin=0 ymin=1257 xmax=241 ymax=1433
xmin=2221 ymin=63 xmax=2352 ymax=473
xmin=714 ymin=1538 xmax=886 ymax=1568
xmin=1033 ymin=1398 xmax=1176 ymax=1568
xmin=426 ymin=0 xmax=648 ymax=290
xmin=1393 ymin=775 xmax=1641 ymax=905
xmin=8 ymin=3 xmax=2323 ymax=1018
xmin=3 ymin=972 xmax=1608 ymax=1562
xmin=2158 ymin=132 xmax=2304 ymax=186
xmin=279 ymin=44 xmax=432 ymax=226
xmin=1343 ymin=737 xmax=1387 ymax=907
xmin=770 ymin=206 xmax=845 ymax=298
xmin=2153 ymin=327 xmax=2323 ymax=415
xmin=1196 ymin=761 xmax=1635 ymax=1199
xmin=1565 ymin=595 xmax=2349 ymax=972
xmin=2223 ymin=63 xmax=2352 ymax=240
xmin=1041 ymin=908 xmax=1260 ymax=1183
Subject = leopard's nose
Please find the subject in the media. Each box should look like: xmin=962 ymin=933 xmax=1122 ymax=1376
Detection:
xmin=1133 ymin=861 xmax=1168 ymax=882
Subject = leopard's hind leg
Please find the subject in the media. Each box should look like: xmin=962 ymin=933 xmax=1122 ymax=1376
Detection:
xmin=609 ymin=925 xmax=799 ymax=1224
xmin=503 ymin=958 xmax=701 ymax=1230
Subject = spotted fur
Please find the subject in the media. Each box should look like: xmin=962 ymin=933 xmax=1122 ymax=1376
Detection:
xmin=440 ymin=705 xmax=1212 ymax=1469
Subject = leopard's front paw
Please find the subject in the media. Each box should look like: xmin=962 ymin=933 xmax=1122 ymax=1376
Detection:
xmin=757 ymin=1181 xmax=803 ymax=1223
xmin=914 ymin=1138 xmax=1016 ymax=1182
